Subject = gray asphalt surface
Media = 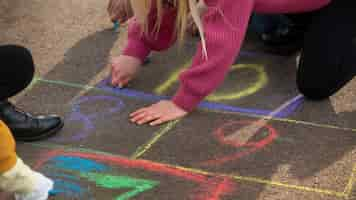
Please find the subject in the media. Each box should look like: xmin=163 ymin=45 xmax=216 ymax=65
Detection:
xmin=0 ymin=0 xmax=355 ymax=199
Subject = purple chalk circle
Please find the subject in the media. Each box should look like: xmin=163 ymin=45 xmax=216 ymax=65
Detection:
xmin=72 ymin=95 xmax=125 ymax=119
xmin=52 ymin=95 xmax=125 ymax=142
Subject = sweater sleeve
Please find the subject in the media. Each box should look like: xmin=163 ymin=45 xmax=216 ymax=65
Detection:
xmin=254 ymin=0 xmax=331 ymax=14
xmin=122 ymin=7 xmax=178 ymax=63
xmin=172 ymin=0 xmax=255 ymax=112
xmin=122 ymin=18 xmax=152 ymax=62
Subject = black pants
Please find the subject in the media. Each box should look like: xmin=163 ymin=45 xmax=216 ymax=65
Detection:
xmin=0 ymin=45 xmax=35 ymax=100
xmin=297 ymin=0 xmax=356 ymax=100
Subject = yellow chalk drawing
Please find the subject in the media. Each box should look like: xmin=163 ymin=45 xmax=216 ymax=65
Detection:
xmin=207 ymin=64 xmax=268 ymax=101
xmin=154 ymin=61 xmax=268 ymax=101
xmin=130 ymin=120 xmax=181 ymax=159
xmin=344 ymin=164 xmax=356 ymax=199
xmin=154 ymin=61 xmax=191 ymax=95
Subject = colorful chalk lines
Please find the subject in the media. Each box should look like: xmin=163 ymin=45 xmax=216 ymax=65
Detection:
xmin=16 ymin=46 xmax=356 ymax=200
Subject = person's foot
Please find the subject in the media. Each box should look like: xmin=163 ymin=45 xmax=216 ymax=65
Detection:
xmin=258 ymin=24 xmax=305 ymax=55
xmin=15 ymin=172 xmax=53 ymax=200
xmin=0 ymin=101 xmax=63 ymax=142
xmin=110 ymin=55 xmax=142 ymax=88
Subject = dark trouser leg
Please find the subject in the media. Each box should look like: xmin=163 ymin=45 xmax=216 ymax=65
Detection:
xmin=0 ymin=45 xmax=34 ymax=100
xmin=251 ymin=13 xmax=313 ymax=55
xmin=297 ymin=0 xmax=356 ymax=100
xmin=0 ymin=45 xmax=63 ymax=141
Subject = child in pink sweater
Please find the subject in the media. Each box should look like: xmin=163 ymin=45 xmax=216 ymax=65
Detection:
xmin=110 ymin=0 xmax=331 ymax=126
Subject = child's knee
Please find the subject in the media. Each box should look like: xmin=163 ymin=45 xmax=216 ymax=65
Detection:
xmin=297 ymin=84 xmax=331 ymax=100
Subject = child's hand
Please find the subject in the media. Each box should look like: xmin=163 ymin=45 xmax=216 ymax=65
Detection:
xmin=110 ymin=55 xmax=141 ymax=88
xmin=107 ymin=0 xmax=133 ymax=23
xmin=130 ymin=100 xmax=188 ymax=126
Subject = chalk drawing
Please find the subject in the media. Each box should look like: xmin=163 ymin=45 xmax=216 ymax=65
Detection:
xmin=37 ymin=151 xmax=235 ymax=200
xmin=154 ymin=61 xmax=192 ymax=95
xmin=131 ymin=119 xmax=181 ymax=159
xmin=225 ymin=95 xmax=303 ymax=144
xmin=37 ymin=78 xmax=301 ymax=117
xmin=52 ymin=95 xmax=125 ymax=142
xmin=81 ymin=172 xmax=159 ymax=200
xmin=49 ymin=156 xmax=109 ymax=172
xmin=154 ymin=62 xmax=268 ymax=102
xmin=343 ymin=165 xmax=356 ymax=199
xmin=30 ymin=143 xmax=349 ymax=198
xmin=43 ymin=156 xmax=159 ymax=199
xmin=200 ymin=120 xmax=278 ymax=166
xmin=98 ymin=78 xmax=299 ymax=117
xmin=72 ymin=95 xmax=125 ymax=120
xmin=49 ymin=178 xmax=92 ymax=198
xmin=207 ymin=64 xmax=268 ymax=101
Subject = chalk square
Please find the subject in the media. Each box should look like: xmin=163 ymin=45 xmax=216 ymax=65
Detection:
xmin=131 ymin=47 xmax=301 ymax=113
xmin=291 ymin=99 xmax=356 ymax=130
xmin=15 ymin=144 xmax=352 ymax=200
xmin=49 ymin=91 xmax=169 ymax=156
xmin=15 ymin=82 xmax=169 ymax=156
xmin=19 ymin=148 xmax=240 ymax=200
xmin=140 ymin=111 xmax=356 ymax=195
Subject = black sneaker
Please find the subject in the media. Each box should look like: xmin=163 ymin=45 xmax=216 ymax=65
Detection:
xmin=0 ymin=101 xmax=63 ymax=142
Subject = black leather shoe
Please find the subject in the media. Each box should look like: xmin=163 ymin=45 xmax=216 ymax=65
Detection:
xmin=0 ymin=101 xmax=63 ymax=142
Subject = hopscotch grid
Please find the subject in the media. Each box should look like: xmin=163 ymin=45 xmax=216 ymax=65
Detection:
xmin=207 ymin=109 xmax=356 ymax=133
xmin=26 ymin=142 xmax=349 ymax=198
xmin=343 ymin=164 xmax=356 ymax=198
xmin=130 ymin=119 xmax=181 ymax=159
xmin=36 ymin=78 xmax=356 ymax=133
xmin=30 ymin=78 xmax=355 ymax=198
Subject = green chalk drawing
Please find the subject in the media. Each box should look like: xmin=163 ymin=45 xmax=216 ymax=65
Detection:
xmin=261 ymin=131 xmax=294 ymax=143
xmin=261 ymin=131 xmax=269 ymax=138
xmin=80 ymin=172 xmax=159 ymax=200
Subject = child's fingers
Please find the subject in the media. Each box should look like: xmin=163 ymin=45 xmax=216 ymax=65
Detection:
xmin=107 ymin=0 xmax=113 ymax=13
xmin=111 ymin=75 xmax=119 ymax=86
xmin=130 ymin=108 xmax=148 ymax=117
xmin=118 ymin=75 xmax=131 ymax=88
xmin=136 ymin=114 xmax=161 ymax=125
xmin=110 ymin=70 xmax=121 ymax=86
xmin=111 ymin=9 xmax=123 ymax=23
xmin=130 ymin=112 xmax=148 ymax=123
xmin=149 ymin=117 xmax=167 ymax=126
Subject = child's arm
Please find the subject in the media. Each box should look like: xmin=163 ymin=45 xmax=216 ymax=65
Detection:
xmin=122 ymin=6 xmax=178 ymax=63
xmin=172 ymin=0 xmax=331 ymax=112
xmin=172 ymin=0 xmax=255 ymax=112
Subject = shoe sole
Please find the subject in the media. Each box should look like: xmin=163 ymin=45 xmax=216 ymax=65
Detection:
xmin=15 ymin=120 xmax=64 ymax=142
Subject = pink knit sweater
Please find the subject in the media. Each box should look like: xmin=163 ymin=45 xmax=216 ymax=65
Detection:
xmin=123 ymin=0 xmax=331 ymax=112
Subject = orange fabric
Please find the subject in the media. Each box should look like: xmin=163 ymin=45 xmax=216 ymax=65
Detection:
xmin=0 ymin=120 xmax=17 ymax=173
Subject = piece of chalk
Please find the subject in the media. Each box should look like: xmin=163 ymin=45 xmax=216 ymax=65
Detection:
xmin=113 ymin=21 xmax=120 ymax=32
xmin=49 ymin=190 xmax=59 ymax=196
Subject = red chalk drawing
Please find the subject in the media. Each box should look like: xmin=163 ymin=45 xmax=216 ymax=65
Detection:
xmin=200 ymin=120 xmax=278 ymax=166
xmin=37 ymin=151 xmax=236 ymax=200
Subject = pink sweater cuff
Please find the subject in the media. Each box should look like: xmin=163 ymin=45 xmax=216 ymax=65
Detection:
xmin=172 ymin=87 xmax=204 ymax=112
xmin=122 ymin=40 xmax=151 ymax=63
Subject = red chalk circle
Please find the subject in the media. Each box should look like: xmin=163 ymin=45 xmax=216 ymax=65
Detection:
xmin=214 ymin=120 xmax=278 ymax=148
xmin=200 ymin=120 xmax=278 ymax=166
